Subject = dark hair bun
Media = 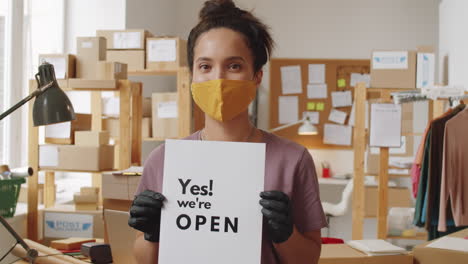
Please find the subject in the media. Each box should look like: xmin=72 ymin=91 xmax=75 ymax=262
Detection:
xmin=199 ymin=0 xmax=239 ymax=20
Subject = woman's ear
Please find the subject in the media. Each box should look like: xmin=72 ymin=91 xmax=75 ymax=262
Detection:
xmin=254 ymin=70 xmax=263 ymax=86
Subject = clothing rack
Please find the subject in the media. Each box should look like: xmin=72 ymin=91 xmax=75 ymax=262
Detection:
xmin=391 ymin=90 xmax=468 ymax=107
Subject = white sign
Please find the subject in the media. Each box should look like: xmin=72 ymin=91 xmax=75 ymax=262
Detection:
xmin=157 ymin=101 xmax=178 ymax=119
xmin=372 ymin=51 xmax=409 ymax=69
xmin=113 ymin=32 xmax=141 ymax=49
xmin=417 ymin=53 xmax=435 ymax=88
xmin=148 ymin=39 xmax=177 ymax=62
xmin=370 ymin=103 xmax=402 ymax=147
xmin=44 ymin=212 xmax=94 ymax=238
xmin=159 ymin=140 xmax=265 ymax=264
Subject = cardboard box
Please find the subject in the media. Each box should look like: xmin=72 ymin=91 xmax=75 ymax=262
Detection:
xmin=43 ymin=205 xmax=104 ymax=245
xmin=97 ymin=61 xmax=128 ymax=80
xmin=102 ymin=172 xmax=141 ymax=200
xmin=370 ymin=50 xmax=417 ymax=89
xmin=68 ymin=79 xmax=117 ymax=90
xmin=142 ymin=117 xmax=152 ymax=138
xmin=107 ymin=50 xmax=145 ymax=71
xmin=50 ymin=237 xmax=96 ymax=250
xmin=417 ymin=52 xmax=435 ymax=89
xmin=96 ymin=29 xmax=152 ymax=50
xmin=146 ymin=37 xmax=187 ymax=71
xmin=102 ymin=118 xmax=119 ymax=138
xmin=38 ymin=54 xmax=76 ymax=79
xmin=39 ymin=145 xmax=114 ymax=171
xmin=81 ymin=187 xmax=99 ymax=195
xmin=319 ymin=244 xmax=412 ymax=264
xmin=413 ymin=228 xmax=468 ymax=264
xmin=76 ymin=37 xmax=107 ymax=79
xmin=364 ymin=186 xmax=412 ymax=217
xmin=75 ymin=131 xmax=110 ymax=146
xmin=75 ymin=203 xmax=99 ymax=211
xmin=143 ymin=97 xmax=151 ymax=117
xmin=45 ymin=113 xmax=92 ymax=145
xmin=152 ymin=92 xmax=178 ymax=139
xmin=74 ymin=193 xmax=99 ymax=204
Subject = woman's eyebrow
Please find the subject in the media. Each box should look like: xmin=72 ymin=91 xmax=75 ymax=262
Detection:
xmin=196 ymin=57 xmax=213 ymax=63
xmin=226 ymin=56 xmax=246 ymax=62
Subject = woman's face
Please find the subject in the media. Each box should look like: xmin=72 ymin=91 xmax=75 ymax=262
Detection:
xmin=192 ymin=27 xmax=261 ymax=83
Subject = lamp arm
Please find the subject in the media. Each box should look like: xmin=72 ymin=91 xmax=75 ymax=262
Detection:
xmin=0 ymin=215 xmax=38 ymax=262
xmin=0 ymin=81 xmax=54 ymax=121
xmin=270 ymin=117 xmax=306 ymax=132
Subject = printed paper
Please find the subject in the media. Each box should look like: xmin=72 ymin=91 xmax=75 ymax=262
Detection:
xmin=307 ymin=84 xmax=328 ymax=99
xmin=308 ymin=64 xmax=325 ymax=84
xmin=328 ymin=109 xmax=347 ymax=124
xmin=158 ymin=101 xmax=178 ymax=119
xmin=350 ymin=73 xmax=370 ymax=88
xmin=331 ymin=91 xmax=352 ymax=108
xmin=370 ymin=104 xmax=402 ymax=147
xmin=148 ymin=39 xmax=177 ymax=62
xmin=323 ymin=124 xmax=352 ymax=146
xmin=278 ymin=96 xmax=298 ymax=124
xmin=280 ymin=65 xmax=302 ymax=94
xmin=372 ymin=51 xmax=409 ymax=70
xmin=113 ymin=31 xmax=142 ymax=49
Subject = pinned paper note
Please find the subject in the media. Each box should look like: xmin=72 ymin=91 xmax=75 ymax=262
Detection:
xmin=332 ymin=91 xmax=352 ymax=108
xmin=370 ymin=103 xmax=402 ymax=147
xmin=348 ymin=102 xmax=369 ymax=129
xmin=308 ymin=64 xmax=325 ymax=84
xmin=307 ymin=84 xmax=328 ymax=99
xmin=307 ymin=102 xmax=316 ymax=111
xmin=303 ymin=111 xmax=319 ymax=125
xmin=316 ymin=102 xmax=325 ymax=111
xmin=279 ymin=96 xmax=298 ymax=124
xmin=337 ymin=79 xmax=346 ymax=88
xmin=323 ymin=124 xmax=352 ymax=146
xmin=372 ymin=51 xmax=409 ymax=69
xmin=328 ymin=109 xmax=347 ymax=124
xmin=280 ymin=66 xmax=302 ymax=94
xmin=350 ymin=73 xmax=370 ymax=88
xmin=148 ymin=39 xmax=177 ymax=62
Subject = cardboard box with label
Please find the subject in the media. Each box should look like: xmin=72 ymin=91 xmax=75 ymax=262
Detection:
xmin=319 ymin=244 xmax=413 ymax=264
xmin=96 ymin=29 xmax=152 ymax=50
xmin=42 ymin=205 xmax=104 ymax=246
xmin=76 ymin=37 xmax=107 ymax=79
xmin=75 ymin=131 xmax=110 ymax=147
xmin=152 ymin=92 xmax=178 ymax=139
xmin=39 ymin=144 xmax=114 ymax=171
xmin=45 ymin=113 xmax=92 ymax=144
xmin=416 ymin=46 xmax=435 ymax=89
xmin=370 ymin=50 xmax=417 ymax=89
xmin=146 ymin=37 xmax=187 ymax=71
xmin=413 ymin=228 xmax=468 ymax=264
xmin=107 ymin=50 xmax=145 ymax=71
xmin=38 ymin=54 xmax=76 ymax=79
xmin=102 ymin=172 xmax=141 ymax=200
xmin=97 ymin=61 xmax=128 ymax=80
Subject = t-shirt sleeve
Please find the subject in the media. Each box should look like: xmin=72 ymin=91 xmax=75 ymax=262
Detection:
xmin=135 ymin=144 xmax=165 ymax=195
xmin=292 ymin=149 xmax=328 ymax=233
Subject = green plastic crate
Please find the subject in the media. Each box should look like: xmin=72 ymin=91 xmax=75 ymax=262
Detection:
xmin=0 ymin=178 xmax=26 ymax=218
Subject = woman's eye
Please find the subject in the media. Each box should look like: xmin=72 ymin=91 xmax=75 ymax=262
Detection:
xmin=229 ymin=64 xmax=242 ymax=71
xmin=199 ymin=64 xmax=211 ymax=71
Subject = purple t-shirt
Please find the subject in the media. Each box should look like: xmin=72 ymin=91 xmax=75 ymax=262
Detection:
xmin=136 ymin=130 xmax=327 ymax=264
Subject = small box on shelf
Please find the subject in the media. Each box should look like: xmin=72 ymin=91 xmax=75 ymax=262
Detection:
xmin=370 ymin=50 xmax=417 ymax=89
xmin=75 ymin=131 xmax=110 ymax=147
xmin=107 ymin=50 xmax=145 ymax=72
xmin=38 ymin=54 xmax=76 ymax=79
xmin=152 ymin=92 xmax=178 ymax=139
xmin=76 ymin=37 xmax=107 ymax=79
xmin=146 ymin=37 xmax=187 ymax=72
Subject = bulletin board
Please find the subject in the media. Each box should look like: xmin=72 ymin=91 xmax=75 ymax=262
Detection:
xmin=269 ymin=58 xmax=370 ymax=149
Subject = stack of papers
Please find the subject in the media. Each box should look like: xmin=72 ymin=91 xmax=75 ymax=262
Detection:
xmin=347 ymin=240 xmax=407 ymax=256
xmin=112 ymin=166 xmax=143 ymax=176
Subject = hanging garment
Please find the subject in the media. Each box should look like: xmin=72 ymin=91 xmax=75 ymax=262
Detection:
xmin=414 ymin=130 xmax=432 ymax=227
xmin=439 ymin=106 xmax=468 ymax=231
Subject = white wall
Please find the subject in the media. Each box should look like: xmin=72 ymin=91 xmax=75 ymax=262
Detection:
xmin=439 ymin=0 xmax=468 ymax=87
xmin=65 ymin=0 xmax=126 ymax=54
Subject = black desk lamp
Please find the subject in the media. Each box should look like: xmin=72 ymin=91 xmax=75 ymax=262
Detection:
xmin=0 ymin=62 xmax=75 ymax=263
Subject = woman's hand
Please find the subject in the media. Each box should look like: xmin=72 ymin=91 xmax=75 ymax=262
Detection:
xmin=128 ymin=190 xmax=166 ymax=242
xmin=259 ymin=191 xmax=293 ymax=243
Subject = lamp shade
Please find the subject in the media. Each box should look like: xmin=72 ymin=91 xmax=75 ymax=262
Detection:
xmin=298 ymin=120 xmax=318 ymax=135
xmin=32 ymin=63 xmax=75 ymax=126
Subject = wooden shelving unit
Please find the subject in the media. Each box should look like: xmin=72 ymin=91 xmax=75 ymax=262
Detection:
xmin=27 ymin=80 xmax=142 ymax=240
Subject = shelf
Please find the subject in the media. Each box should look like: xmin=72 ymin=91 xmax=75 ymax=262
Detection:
xmin=367 ymin=88 xmax=418 ymax=93
xmin=39 ymin=168 xmax=114 ymax=174
xmin=128 ymin=69 xmax=178 ymax=76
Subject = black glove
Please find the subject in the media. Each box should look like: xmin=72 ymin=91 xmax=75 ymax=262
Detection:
xmin=259 ymin=191 xmax=293 ymax=244
xmin=128 ymin=190 xmax=165 ymax=242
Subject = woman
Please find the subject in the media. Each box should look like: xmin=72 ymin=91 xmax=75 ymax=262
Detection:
xmin=128 ymin=1 xmax=327 ymax=263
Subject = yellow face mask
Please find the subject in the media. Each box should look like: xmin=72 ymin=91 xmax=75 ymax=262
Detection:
xmin=191 ymin=79 xmax=257 ymax=122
